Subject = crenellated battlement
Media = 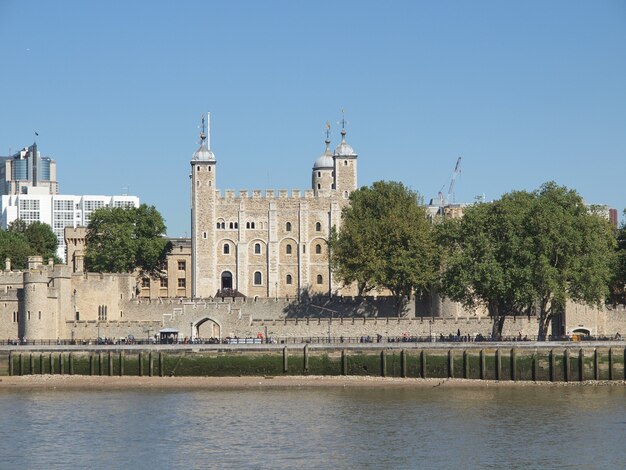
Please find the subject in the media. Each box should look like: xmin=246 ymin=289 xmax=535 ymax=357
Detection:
xmin=76 ymin=272 xmax=135 ymax=282
xmin=215 ymin=188 xmax=342 ymax=201
xmin=0 ymin=271 xmax=26 ymax=284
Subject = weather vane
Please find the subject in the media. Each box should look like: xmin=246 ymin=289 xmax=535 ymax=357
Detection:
xmin=337 ymin=109 xmax=349 ymax=132
xmin=325 ymin=121 xmax=331 ymax=141
xmin=199 ymin=115 xmax=206 ymax=142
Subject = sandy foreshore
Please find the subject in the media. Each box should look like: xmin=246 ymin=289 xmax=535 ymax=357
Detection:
xmin=0 ymin=375 xmax=624 ymax=391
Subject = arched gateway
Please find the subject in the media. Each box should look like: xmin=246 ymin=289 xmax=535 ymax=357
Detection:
xmin=194 ymin=317 xmax=221 ymax=340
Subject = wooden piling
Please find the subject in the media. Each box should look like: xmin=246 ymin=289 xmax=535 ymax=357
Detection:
xmin=495 ymin=349 xmax=501 ymax=381
xmin=400 ymin=350 xmax=407 ymax=378
xmin=510 ymin=348 xmax=517 ymax=381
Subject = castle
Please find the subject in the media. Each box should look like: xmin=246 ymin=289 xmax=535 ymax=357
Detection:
xmin=0 ymin=115 xmax=623 ymax=343
xmin=191 ymin=115 xmax=357 ymax=299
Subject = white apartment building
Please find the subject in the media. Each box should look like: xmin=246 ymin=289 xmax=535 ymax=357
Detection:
xmin=1 ymin=189 xmax=139 ymax=260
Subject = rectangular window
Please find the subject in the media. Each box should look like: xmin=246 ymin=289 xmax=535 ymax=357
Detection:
xmin=178 ymin=261 xmax=186 ymax=271
xmin=178 ymin=278 xmax=186 ymax=288
xmin=142 ymin=278 xmax=150 ymax=288
xmin=160 ymin=278 xmax=168 ymax=288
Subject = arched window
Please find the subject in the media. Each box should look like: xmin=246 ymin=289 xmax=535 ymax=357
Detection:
xmin=344 ymin=160 xmax=348 ymax=166
xmin=216 ymin=222 xmax=221 ymax=229
xmin=286 ymin=222 xmax=292 ymax=232
xmin=254 ymin=271 xmax=262 ymax=285
xmin=317 ymin=184 xmax=321 ymax=190
xmin=223 ymin=243 xmax=230 ymax=254
xmin=286 ymin=274 xmax=292 ymax=285
xmin=315 ymin=244 xmax=322 ymax=254
xmin=316 ymin=274 xmax=323 ymax=285
xmin=220 ymin=222 xmax=225 ymax=229
xmin=286 ymin=244 xmax=292 ymax=255
xmin=234 ymin=222 xmax=238 ymax=229
xmin=254 ymin=243 xmax=261 ymax=254
xmin=318 ymin=171 xmax=321 ymax=177
xmin=229 ymin=222 xmax=234 ymax=229
xmin=246 ymin=222 xmax=250 ymax=229
xmin=315 ymin=222 xmax=321 ymax=232
xmin=251 ymin=222 xmax=256 ymax=229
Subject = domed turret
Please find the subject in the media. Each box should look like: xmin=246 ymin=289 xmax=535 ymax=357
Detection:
xmin=334 ymin=128 xmax=356 ymax=157
xmin=192 ymin=114 xmax=215 ymax=161
xmin=192 ymin=132 xmax=215 ymax=161
xmin=312 ymin=123 xmax=335 ymax=194
xmin=313 ymin=139 xmax=333 ymax=170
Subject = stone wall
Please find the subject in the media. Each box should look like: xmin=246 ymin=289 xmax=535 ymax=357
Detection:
xmin=565 ymin=301 xmax=626 ymax=337
xmin=5 ymin=264 xmax=626 ymax=342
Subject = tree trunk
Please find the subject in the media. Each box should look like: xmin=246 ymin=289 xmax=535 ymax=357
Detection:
xmin=537 ymin=299 xmax=553 ymax=341
xmin=491 ymin=315 xmax=505 ymax=339
xmin=537 ymin=312 xmax=551 ymax=341
xmin=394 ymin=294 xmax=408 ymax=317
xmin=489 ymin=304 xmax=505 ymax=339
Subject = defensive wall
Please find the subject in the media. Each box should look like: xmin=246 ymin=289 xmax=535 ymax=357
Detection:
xmin=2 ymin=264 xmax=626 ymax=342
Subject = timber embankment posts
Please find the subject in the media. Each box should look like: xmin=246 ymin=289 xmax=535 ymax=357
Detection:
xmin=3 ymin=342 xmax=626 ymax=382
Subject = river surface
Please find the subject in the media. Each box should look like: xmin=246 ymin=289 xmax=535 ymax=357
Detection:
xmin=1 ymin=385 xmax=625 ymax=469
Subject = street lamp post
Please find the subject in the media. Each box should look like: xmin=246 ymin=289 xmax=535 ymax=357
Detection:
xmin=328 ymin=312 xmax=332 ymax=344
xmin=190 ymin=322 xmax=194 ymax=342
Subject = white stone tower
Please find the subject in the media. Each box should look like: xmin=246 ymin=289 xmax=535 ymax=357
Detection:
xmin=191 ymin=113 xmax=217 ymax=298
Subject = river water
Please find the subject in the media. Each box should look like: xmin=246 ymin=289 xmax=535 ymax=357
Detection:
xmin=1 ymin=385 xmax=625 ymax=469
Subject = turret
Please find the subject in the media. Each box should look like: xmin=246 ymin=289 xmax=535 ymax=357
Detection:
xmin=191 ymin=113 xmax=217 ymax=298
xmin=333 ymin=116 xmax=358 ymax=197
xmin=312 ymin=122 xmax=335 ymax=195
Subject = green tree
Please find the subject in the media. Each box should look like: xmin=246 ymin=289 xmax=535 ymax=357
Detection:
xmin=437 ymin=191 xmax=536 ymax=338
xmin=8 ymin=219 xmax=60 ymax=263
xmin=25 ymin=222 xmax=59 ymax=262
xmin=0 ymin=230 xmax=35 ymax=270
xmin=85 ymin=204 xmax=172 ymax=277
xmin=609 ymin=210 xmax=626 ymax=305
xmin=330 ymin=181 xmax=437 ymax=315
xmin=528 ymin=182 xmax=615 ymax=339
xmin=438 ymin=182 xmax=616 ymax=339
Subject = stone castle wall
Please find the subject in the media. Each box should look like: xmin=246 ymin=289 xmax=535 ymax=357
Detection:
xmin=3 ymin=265 xmax=626 ymax=342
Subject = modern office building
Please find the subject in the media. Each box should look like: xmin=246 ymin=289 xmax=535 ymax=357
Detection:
xmin=0 ymin=142 xmax=58 ymax=196
xmin=1 ymin=141 xmax=139 ymax=261
xmin=1 ymin=193 xmax=139 ymax=260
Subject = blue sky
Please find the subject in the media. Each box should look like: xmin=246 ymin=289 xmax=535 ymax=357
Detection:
xmin=1 ymin=0 xmax=625 ymax=236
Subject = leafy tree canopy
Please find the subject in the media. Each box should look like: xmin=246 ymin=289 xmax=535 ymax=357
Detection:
xmin=0 ymin=229 xmax=36 ymax=270
xmin=330 ymin=181 xmax=437 ymax=314
xmin=85 ymin=204 xmax=172 ymax=277
xmin=2 ymin=220 xmax=60 ymax=267
xmin=9 ymin=220 xmax=60 ymax=262
xmin=610 ymin=209 xmax=626 ymax=305
xmin=437 ymin=182 xmax=615 ymax=339
xmin=437 ymin=190 xmax=536 ymax=337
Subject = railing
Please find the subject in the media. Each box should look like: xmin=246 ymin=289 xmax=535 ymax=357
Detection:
xmin=1 ymin=334 xmax=623 ymax=347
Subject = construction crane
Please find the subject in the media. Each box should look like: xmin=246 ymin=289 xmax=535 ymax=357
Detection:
xmin=446 ymin=157 xmax=462 ymax=204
